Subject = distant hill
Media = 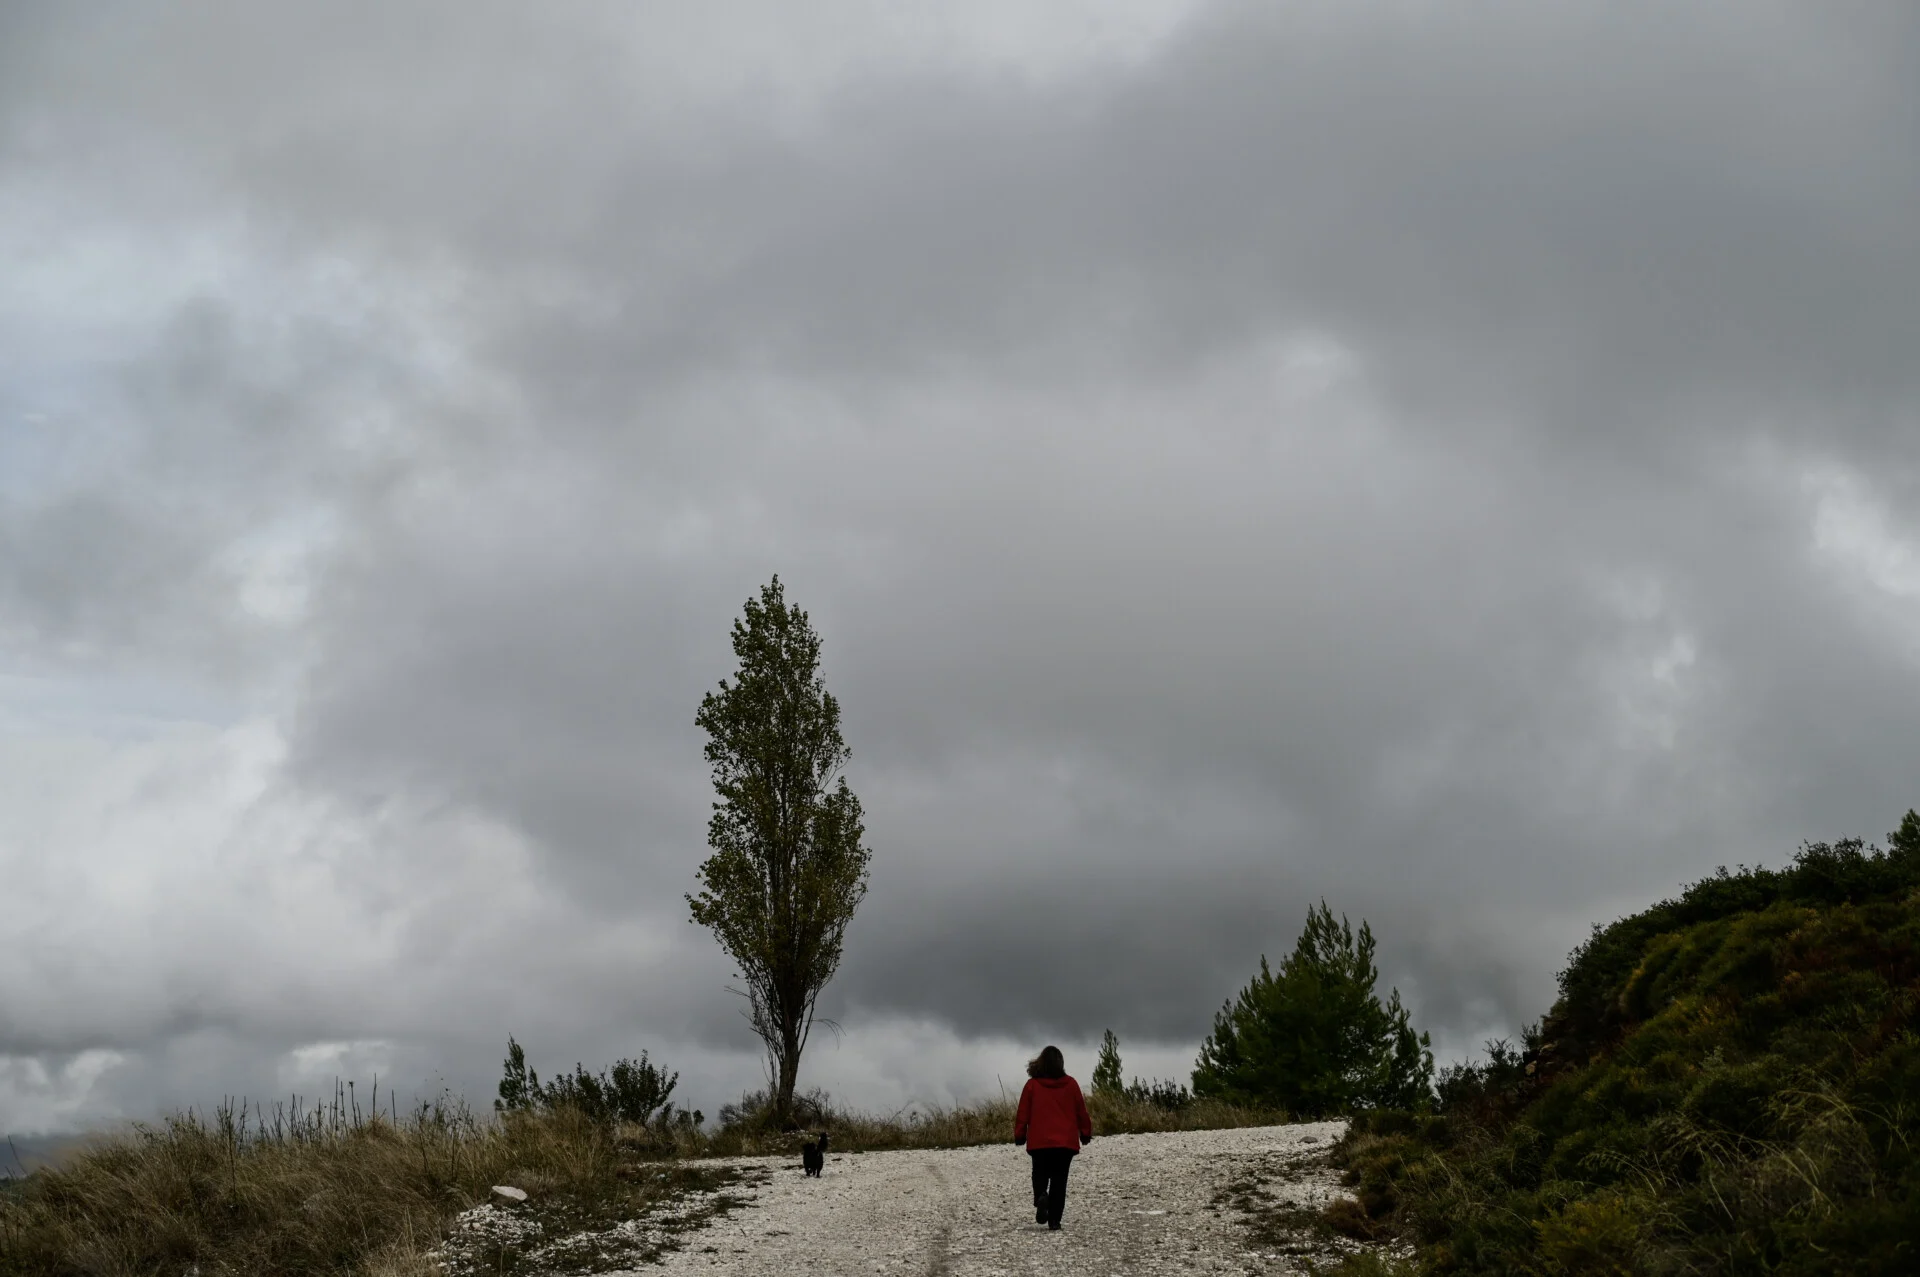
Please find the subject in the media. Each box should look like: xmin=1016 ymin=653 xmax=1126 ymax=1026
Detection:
xmin=1334 ymin=815 xmax=1920 ymax=1274
xmin=0 ymin=1136 xmax=94 ymax=1179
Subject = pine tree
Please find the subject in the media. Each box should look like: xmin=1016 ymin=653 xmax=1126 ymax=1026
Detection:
xmin=1192 ymin=902 xmax=1432 ymax=1115
xmin=1890 ymin=808 xmax=1920 ymax=860
xmin=496 ymin=1036 xmax=540 ymax=1112
xmin=1092 ymin=1029 xmax=1124 ymax=1096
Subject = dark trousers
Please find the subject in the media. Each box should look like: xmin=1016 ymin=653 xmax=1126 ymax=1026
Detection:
xmin=1029 ymin=1147 xmax=1075 ymax=1224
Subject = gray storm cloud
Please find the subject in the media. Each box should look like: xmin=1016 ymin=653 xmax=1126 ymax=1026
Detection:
xmin=3 ymin=0 xmax=1918 ymax=1131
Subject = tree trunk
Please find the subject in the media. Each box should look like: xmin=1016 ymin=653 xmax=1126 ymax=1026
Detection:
xmin=775 ymin=1033 xmax=802 ymax=1128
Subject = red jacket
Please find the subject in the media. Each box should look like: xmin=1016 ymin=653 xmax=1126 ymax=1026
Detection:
xmin=1015 ymin=1075 xmax=1092 ymax=1151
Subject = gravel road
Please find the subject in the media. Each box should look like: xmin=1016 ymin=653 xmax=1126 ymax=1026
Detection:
xmin=622 ymin=1122 xmax=1369 ymax=1276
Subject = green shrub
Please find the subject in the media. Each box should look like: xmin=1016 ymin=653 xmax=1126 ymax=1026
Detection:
xmin=495 ymin=1037 xmax=692 ymax=1129
xmin=1123 ymin=1077 xmax=1194 ymax=1111
xmin=1533 ymin=1192 xmax=1645 ymax=1275
xmin=1329 ymin=812 xmax=1920 ymax=1274
xmin=1434 ymin=1032 xmax=1533 ymax=1120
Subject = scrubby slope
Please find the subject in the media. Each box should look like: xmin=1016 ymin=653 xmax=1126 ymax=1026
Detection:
xmin=1336 ymin=820 xmax=1920 ymax=1274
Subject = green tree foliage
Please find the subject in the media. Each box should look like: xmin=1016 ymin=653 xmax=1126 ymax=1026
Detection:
xmin=1122 ymin=1077 xmax=1193 ymax=1111
xmin=688 ymin=577 xmax=872 ymax=1127
xmin=495 ymin=1036 xmax=693 ymax=1127
xmin=496 ymin=1035 xmax=541 ymax=1112
xmin=1092 ymin=1029 xmax=1124 ymax=1096
xmin=1891 ymin=807 xmax=1920 ymax=858
xmin=540 ymin=1056 xmax=682 ymax=1128
xmin=1092 ymin=1027 xmax=1192 ymax=1109
xmin=1192 ymin=902 xmax=1433 ymax=1116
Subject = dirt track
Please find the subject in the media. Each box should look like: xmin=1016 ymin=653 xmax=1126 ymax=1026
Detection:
xmin=619 ymin=1121 xmax=1371 ymax=1276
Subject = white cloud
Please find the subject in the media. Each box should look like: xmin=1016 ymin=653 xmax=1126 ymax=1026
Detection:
xmin=0 ymin=1051 xmax=127 ymax=1137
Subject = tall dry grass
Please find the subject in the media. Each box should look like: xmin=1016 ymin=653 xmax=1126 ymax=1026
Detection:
xmin=0 ymin=1089 xmax=726 ymax=1277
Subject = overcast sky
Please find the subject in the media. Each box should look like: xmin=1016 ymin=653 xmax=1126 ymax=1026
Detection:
xmin=4 ymin=0 xmax=1918 ymax=1136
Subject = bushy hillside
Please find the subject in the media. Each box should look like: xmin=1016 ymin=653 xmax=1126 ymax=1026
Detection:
xmin=1334 ymin=816 xmax=1920 ymax=1274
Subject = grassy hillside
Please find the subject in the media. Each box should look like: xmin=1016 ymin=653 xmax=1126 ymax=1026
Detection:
xmin=1331 ymin=818 xmax=1920 ymax=1274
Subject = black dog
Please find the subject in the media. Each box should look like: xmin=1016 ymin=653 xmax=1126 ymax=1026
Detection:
xmin=802 ymin=1131 xmax=829 ymax=1177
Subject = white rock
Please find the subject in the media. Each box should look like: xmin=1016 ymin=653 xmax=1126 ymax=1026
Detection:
xmin=491 ymin=1184 xmax=529 ymax=1203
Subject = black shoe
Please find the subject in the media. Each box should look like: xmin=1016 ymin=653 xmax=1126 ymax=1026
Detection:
xmin=1036 ymin=1205 xmax=1048 ymax=1224
xmin=1048 ymin=1220 xmax=1061 ymax=1231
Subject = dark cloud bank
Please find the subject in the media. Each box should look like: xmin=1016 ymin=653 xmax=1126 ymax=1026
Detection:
xmin=3 ymin=1 xmax=1919 ymax=1131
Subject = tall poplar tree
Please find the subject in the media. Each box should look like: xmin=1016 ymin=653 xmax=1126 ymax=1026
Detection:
xmin=688 ymin=577 xmax=871 ymax=1126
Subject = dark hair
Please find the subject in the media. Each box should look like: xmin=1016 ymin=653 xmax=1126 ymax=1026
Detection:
xmin=1027 ymin=1045 xmax=1066 ymax=1079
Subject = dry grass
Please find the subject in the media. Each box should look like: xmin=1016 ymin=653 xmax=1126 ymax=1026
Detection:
xmin=0 ymin=1092 xmax=738 ymax=1277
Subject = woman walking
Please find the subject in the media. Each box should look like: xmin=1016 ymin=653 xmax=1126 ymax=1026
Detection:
xmin=1014 ymin=1045 xmax=1093 ymax=1230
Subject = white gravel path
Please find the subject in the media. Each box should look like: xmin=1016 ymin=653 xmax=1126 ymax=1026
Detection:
xmin=622 ymin=1122 xmax=1366 ymax=1276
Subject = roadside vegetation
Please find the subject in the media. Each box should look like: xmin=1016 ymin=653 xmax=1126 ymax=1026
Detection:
xmin=0 ymin=1060 xmax=1281 ymax=1275
xmin=694 ymin=1084 xmax=1281 ymax=1158
xmin=0 ymin=1088 xmax=744 ymax=1277
xmin=1318 ymin=814 xmax=1920 ymax=1274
